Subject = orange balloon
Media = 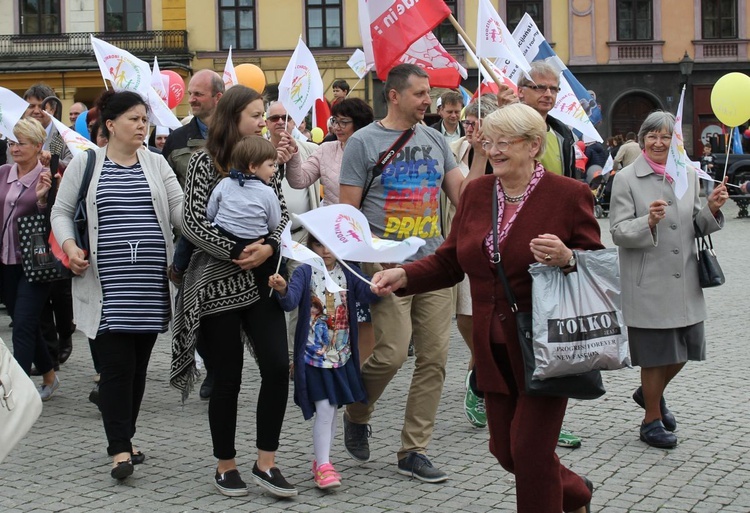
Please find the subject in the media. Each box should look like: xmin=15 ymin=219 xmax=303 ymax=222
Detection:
xmin=234 ymin=63 xmax=266 ymax=92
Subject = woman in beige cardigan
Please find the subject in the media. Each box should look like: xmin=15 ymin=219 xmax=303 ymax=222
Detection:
xmin=51 ymin=91 xmax=183 ymax=480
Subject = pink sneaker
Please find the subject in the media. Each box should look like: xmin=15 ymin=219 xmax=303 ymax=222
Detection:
xmin=312 ymin=461 xmax=341 ymax=489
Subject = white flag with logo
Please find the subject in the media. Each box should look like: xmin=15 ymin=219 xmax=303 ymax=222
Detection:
xmin=357 ymin=0 xmax=376 ymax=71
xmin=91 ymin=36 xmax=180 ymax=129
xmin=45 ymin=113 xmax=97 ymax=156
xmin=475 ymin=0 xmax=530 ymax=76
xmin=664 ymin=87 xmax=690 ymax=199
xmin=295 ymin=204 xmax=425 ymax=263
xmin=280 ymin=224 xmax=345 ymax=293
xmin=151 ymin=56 xmax=168 ymax=102
xmin=223 ymin=46 xmax=239 ymax=89
xmin=0 ymin=87 xmax=29 ymax=142
xmin=347 ymin=49 xmax=371 ymax=79
xmin=278 ymin=38 xmax=324 ymax=126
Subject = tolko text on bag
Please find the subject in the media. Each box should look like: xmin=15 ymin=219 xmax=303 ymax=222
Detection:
xmin=547 ymin=311 xmax=621 ymax=344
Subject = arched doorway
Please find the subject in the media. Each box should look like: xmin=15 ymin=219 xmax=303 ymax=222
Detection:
xmin=610 ymin=93 xmax=660 ymax=137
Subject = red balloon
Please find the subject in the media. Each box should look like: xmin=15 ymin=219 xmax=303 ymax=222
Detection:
xmin=744 ymin=128 xmax=750 ymax=139
xmin=161 ymin=70 xmax=185 ymax=109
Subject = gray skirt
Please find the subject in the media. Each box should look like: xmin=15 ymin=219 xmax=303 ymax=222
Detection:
xmin=628 ymin=322 xmax=706 ymax=368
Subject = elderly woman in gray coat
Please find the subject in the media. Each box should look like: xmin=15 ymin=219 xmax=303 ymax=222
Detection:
xmin=610 ymin=111 xmax=728 ymax=449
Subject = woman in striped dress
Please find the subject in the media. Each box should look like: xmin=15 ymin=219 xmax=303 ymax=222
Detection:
xmin=51 ymin=90 xmax=183 ymax=480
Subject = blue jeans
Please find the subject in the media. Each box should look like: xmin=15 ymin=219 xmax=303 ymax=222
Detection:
xmin=1 ymin=264 xmax=53 ymax=374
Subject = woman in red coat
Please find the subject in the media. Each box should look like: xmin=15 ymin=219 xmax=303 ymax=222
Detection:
xmin=371 ymin=103 xmax=602 ymax=513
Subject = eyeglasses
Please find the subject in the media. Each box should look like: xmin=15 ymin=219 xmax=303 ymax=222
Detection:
xmin=524 ymin=84 xmax=560 ymax=94
xmin=330 ymin=118 xmax=353 ymax=128
xmin=480 ymin=138 xmax=524 ymax=153
xmin=7 ymin=141 xmax=30 ymax=148
xmin=461 ymin=120 xmax=478 ymax=129
xmin=266 ymin=114 xmax=287 ymax=123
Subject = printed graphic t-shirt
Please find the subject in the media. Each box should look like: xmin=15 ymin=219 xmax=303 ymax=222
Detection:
xmin=339 ymin=123 xmax=458 ymax=262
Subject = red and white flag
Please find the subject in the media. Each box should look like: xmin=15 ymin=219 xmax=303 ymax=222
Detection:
xmin=364 ymin=0 xmax=451 ymax=80
xmin=223 ymin=46 xmax=239 ymax=90
xmin=398 ymin=32 xmax=467 ymax=89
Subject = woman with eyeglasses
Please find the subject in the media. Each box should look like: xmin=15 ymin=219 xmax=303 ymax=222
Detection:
xmin=283 ymin=97 xmax=377 ymax=364
xmin=0 ymin=118 xmax=58 ymax=398
xmin=170 ymin=85 xmax=296 ymax=498
xmin=368 ymin=103 xmax=602 ymax=513
xmin=610 ymin=111 xmax=728 ymax=449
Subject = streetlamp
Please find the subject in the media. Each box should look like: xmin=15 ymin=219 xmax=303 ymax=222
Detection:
xmin=679 ymin=51 xmax=694 ymax=88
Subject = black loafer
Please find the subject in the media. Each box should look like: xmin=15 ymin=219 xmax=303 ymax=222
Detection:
xmin=111 ymin=460 xmax=134 ymax=480
xmin=581 ymin=476 xmax=594 ymax=513
xmin=633 ymin=387 xmax=677 ymax=432
xmin=58 ymin=337 xmax=73 ymax=364
xmin=199 ymin=373 xmax=214 ymax=400
xmin=640 ymin=419 xmax=677 ymax=448
xmin=131 ymin=451 xmax=146 ymax=465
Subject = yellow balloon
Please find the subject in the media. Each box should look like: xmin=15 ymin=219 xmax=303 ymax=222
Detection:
xmin=710 ymin=72 xmax=750 ymax=127
xmin=310 ymin=127 xmax=324 ymax=144
xmin=261 ymin=126 xmax=268 ymax=138
xmin=234 ymin=63 xmax=266 ymax=92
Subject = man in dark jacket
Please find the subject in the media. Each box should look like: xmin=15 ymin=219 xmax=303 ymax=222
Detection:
xmin=162 ymin=69 xmax=223 ymax=399
xmin=161 ymin=69 xmax=224 ymax=189
xmin=430 ymin=91 xmax=465 ymax=145
xmin=518 ymin=62 xmax=578 ymax=179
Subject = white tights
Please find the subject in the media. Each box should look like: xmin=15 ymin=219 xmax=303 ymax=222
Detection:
xmin=313 ymin=400 xmax=338 ymax=465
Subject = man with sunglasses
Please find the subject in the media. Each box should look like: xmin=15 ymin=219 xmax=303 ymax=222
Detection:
xmin=265 ymin=101 xmax=320 ymax=363
xmin=518 ymin=62 xmax=578 ymax=180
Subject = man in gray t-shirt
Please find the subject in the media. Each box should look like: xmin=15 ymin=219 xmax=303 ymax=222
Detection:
xmin=339 ymin=64 xmax=463 ymax=484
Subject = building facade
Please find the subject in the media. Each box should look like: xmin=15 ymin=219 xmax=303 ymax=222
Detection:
xmin=0 ymin=1 xmax=747 ymax=157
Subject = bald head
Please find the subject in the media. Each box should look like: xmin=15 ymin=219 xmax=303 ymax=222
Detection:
xmin=188 ymin=69 xmax=224 ymax=123
xmin=69 ymin=102 xmax=87 ymax=125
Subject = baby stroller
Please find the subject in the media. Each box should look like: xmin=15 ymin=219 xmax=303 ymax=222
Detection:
xmin=589 ymin=170 xmax=614 ymax=218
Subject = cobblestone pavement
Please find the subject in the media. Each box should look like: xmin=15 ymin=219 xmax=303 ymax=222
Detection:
xmin=1 ymin=202 xmax=749 ymax=513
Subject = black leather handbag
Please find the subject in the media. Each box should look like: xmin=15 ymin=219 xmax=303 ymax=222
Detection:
xmin=695 ymin=229 xmax=724 ymax=288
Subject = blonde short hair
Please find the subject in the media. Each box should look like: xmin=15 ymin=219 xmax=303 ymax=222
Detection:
xmin=13 ymin=118 xmax=46 ymax=146
xmin=481 ymin=103 xmax=547 ymax=158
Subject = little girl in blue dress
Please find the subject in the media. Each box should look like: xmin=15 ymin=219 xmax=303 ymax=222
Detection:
xmin=269 ymin=235 xmax=378 ymax=490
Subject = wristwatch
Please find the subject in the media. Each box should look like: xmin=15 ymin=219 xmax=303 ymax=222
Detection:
xmin=561 ymin=254 xmax=576 ymax=270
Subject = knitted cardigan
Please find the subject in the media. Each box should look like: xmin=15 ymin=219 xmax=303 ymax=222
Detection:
xmin=170 ymin=149 xmax=289 ymax=396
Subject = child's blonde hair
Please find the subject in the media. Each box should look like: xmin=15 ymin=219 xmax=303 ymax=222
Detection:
xmin=230 ymin=135 xmax=277 ymax=173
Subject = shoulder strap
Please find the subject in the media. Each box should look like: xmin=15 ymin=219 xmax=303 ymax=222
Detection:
xmin=76 ymin=149 xmax=96 ymax=205
xmin=490 ymin=180 xmax=519 ymax=312
xmin=359 ymin=127 xmax=415 ymax=208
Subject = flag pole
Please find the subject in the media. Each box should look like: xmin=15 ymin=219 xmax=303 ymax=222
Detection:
xmin=345 ymin=77 xmax=364 ymax=98
xmin=337 ymin=258 xmax=376 ymax=288
xmin=721 ymin=126 xmax=733 ymax=182
xmin=448 ymin=14 xmax=505 ymax=92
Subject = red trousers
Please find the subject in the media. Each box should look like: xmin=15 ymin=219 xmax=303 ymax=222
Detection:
xmin=485 ymin=344 xmax=591 ymax=513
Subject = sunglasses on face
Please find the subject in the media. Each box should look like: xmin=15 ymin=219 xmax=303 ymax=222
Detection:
xmin=266 ymin=114 xmax=287 ymax=123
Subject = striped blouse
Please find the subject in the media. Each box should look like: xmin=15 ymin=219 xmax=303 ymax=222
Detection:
xmin=96 ymin=158 xmax=169 ymax=334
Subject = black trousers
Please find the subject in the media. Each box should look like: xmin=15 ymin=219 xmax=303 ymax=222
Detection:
xmin=198 ymin=266 xmax=289 ymax=460
xmin=94 ymin=332 xmax=157 ymax=456
xmin=40 ymin=279 xmax=75 ymax=362
xmin=0 ymin=264 xmax=53 ymax=375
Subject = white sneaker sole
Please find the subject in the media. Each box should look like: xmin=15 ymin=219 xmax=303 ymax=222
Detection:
xmin=213 ymin=481 xmax=249 ymax=497
xmin=252 ymin=474 xmax=298 ymax=497
xmin=397 ymin=467 xmax=449 ymax=483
